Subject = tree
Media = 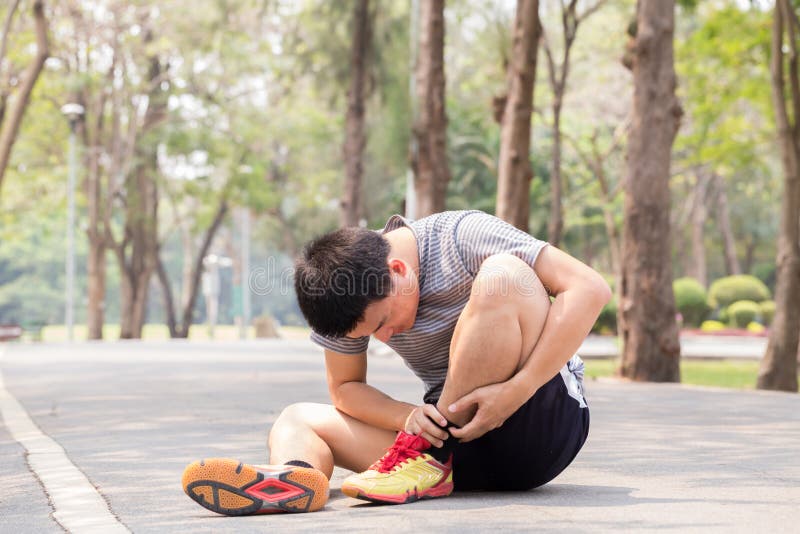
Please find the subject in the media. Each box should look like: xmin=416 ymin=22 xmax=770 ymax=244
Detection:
xmin=341 ymin=0 xmax=372 ymax=227
xmin=0 ymin=0 xmax=49 ymax=198
xmin=618 ymin=0 xmax=682 ymax=382
xmin=758 ymin=0 xmax=799 ymax=392
xmin=106 ymin=23 xmax=166 ymax=339
xmin=412 ymin=0 xmax=450 ymax=218
xmin=540 ymin=0 xmax=606 ymax=247
xmin=496 ymin=0 xmax=540 ymax=232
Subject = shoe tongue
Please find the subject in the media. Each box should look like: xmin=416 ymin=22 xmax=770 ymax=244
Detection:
xmin=397 ymin=431 xmax=431 ymax=451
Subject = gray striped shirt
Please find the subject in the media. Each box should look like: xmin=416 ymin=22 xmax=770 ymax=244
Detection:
xmin=310 ymin=210 xmax=585 ymax=403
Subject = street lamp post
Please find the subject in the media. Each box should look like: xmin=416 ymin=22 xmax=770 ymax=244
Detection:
xmin=61 ymin=103 xmax=84 ymax=342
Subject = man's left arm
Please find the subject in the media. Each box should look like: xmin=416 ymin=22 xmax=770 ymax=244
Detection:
xmin=449 ymin=245 xmax=612 ymax=442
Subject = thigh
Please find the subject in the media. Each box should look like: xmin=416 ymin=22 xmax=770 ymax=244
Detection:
xmin=288 ymin=402 xmax=397 ymax=473
xmin=451 ymin=374 xmax=590 ymax=491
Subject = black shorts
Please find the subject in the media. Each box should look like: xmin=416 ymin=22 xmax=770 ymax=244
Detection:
xmin=424 ymin=372 xmax=590 ymax=491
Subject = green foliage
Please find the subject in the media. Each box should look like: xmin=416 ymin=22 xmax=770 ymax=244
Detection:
xmin=592 ymin=296 xmax=618 ymax=335
xmin=708 ymin=275 xmax=771 ymax=309
xmin=673 ymin=277 xmax=710 ymax=327
xmin=758 ymin=300 xmax=775 ymax=327
xmin=727 ymin=300 xmax=760 ymax=328
xmin=752 ymin=262 xmax=776 ymax=293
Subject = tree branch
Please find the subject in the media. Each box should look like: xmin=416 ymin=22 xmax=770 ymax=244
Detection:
xmin=0 ymin=0 xmax=22 ymax=78
xmin=0 ymin=0 xmax=49 ymax=195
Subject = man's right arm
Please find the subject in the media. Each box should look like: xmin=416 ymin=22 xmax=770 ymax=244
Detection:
xmin=324 ymin=348 xmax=416 ymax=432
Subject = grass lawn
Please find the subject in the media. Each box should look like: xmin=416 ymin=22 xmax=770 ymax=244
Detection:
xmin=585 ymin=358 xmax=799 ymax=390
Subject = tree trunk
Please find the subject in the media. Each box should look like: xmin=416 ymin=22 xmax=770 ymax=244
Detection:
xmin=412 ymin=0 xmax=450 ymax=218
xmin=158 ymin=199 xmax=228 ymax=339
xmin=712 ymin=173 xmax=741 ymax=276
xmin=618 ymin=0 xmax=682 ymax=382
xmin=117 ymin=33 xmax=165 ymax=339
xmin=82 ymin=85 xmax=109 ymax=341
xmin=156 ymin=254 xmax=178 ymax=338
xmin=341 ymin=0 xmax=371 ymax=227
xmin=496 ymin=0 xmax=540 ymax=232
xmin=549 ymin=103 xmax=564 ymax=245
xmin=0 ymin=0 xmax=48 ymax=196
xmin=758 ymin=0 xmax=800 ymax=392
xmin=688 ymin=170 xmax=709 ymax=287
xmin=86 ymin=236 xmax=106 ymax=339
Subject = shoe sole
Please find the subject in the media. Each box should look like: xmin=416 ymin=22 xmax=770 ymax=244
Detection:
xmin=341 ymin=477 xmax=453 ymax=505
xmin=183 ymin=458 xmax=328 ymax=515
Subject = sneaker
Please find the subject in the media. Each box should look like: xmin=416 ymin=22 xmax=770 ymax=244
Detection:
xmin=182 ymin=458 xmax=329 ymax=515
xmin=341 ymin=432 xmax=453 ymax=504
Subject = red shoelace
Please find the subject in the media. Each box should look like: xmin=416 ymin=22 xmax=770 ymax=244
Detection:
xmin=370 ymin=432 xmax=431 ymax=473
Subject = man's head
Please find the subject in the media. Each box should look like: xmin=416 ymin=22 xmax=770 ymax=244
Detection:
xmin=294 ymin=227 xmax=418 ymax=341
xmin=294 ymin=227 xmax=389 ymax=338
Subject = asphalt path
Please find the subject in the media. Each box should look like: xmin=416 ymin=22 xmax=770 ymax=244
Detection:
xmin=1 ymin=340 xmax=798 ymax=533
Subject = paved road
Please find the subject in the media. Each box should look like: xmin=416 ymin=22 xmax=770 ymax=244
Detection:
xmin=1 ymin=341 xmax=798 ymax=533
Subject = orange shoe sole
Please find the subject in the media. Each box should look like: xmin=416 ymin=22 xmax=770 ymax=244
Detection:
xmin=182 ymin=458 xmax=328 ymax=515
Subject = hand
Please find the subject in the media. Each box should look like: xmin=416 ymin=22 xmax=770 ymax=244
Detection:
xmin=404 ymin=404 xmax=450 ymax=448
xmin=448 ymin=382 xmax=521 ymax=443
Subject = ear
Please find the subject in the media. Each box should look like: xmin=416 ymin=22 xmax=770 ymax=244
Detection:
xmin=387 ymin=258 xmax=407 ymax=276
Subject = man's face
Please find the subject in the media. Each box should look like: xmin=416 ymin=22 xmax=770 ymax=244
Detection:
xmin=346 ymin=259 xmax=419 ymax=343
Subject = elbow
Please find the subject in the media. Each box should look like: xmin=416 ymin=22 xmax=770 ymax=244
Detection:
xmin=589 ymin=274 xmax=613 ymax=310
xmin=328 ymin=383 xmax=346 ymax=410
xmin=328 ymin=380 xmax=358 ymax=411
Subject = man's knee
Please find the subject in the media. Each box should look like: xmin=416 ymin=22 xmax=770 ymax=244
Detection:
xmin=270 ymin=402 xmax=326 ymax=437
xmin=470 ymin=254 xmax=550 ymax=314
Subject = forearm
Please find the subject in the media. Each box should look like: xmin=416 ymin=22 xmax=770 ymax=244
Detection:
xmin=333 ymin=381 xmax=416 ymax=432
xmin=508 ymin=285 xmax=608 ymax=401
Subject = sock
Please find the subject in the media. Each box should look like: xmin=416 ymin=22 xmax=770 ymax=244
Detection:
xmin=425 ymin=414 xmax=460 ymax=463
xmin=285 ymin=459 xmax=314 ymax=469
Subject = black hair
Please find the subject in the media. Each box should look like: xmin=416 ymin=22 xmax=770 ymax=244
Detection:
xmin=294 ymin=227 xmax=391 ymax=337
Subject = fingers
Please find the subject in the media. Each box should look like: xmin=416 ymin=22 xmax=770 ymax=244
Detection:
xmin=449 ymin=414 xmax=502 ymax=443
xmin=405 ymin=405 xmax=449 ymax=446
xmin=449 ymin=420 xmax=482 ymax=443
xmin=420 ymin=431 xmax=445 ymax=448
xmin=448 ymin=391 xmax=477 ymax=414
xmin=417 ymin=410 xmax=449 ymax=443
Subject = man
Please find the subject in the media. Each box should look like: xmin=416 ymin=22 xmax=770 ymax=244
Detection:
xmin=182 ymin=210 xmax=611 ymax=515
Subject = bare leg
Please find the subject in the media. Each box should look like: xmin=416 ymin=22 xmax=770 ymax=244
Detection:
xmin=436 ymin=254 xmax=551 ymax=426
xmin=267 ymin=402 xmax=396 ymax=478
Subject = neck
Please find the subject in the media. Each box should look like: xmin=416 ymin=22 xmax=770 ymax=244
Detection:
xmin=385 ymin=226 xmax=419 ymax=275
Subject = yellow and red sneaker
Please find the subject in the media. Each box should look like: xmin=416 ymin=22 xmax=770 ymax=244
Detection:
xmin=341 ymin=432 xmax=453 ymax=504
xmin=182 ymin=458 xmax=329 ymax=515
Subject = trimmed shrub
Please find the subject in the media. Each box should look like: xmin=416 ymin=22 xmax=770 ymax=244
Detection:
xmin=701 ymin=320 xmax=726 ymax=332
xmin=747 ymin=322 xmax=765 ymax=334
xmin=592 ymin=296 xmax=618 ymax=335
xmin=727 ymin=300 xmax=761 ymax=328
xmin=673 ymin=277 xmax=710 ymax=327
xmin=759 ymin=300 xmax=775 ymax=326
xmin=708 ymin=275 xmax=771 ymax=309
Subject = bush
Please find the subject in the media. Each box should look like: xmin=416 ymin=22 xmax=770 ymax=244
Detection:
xmin=701 ymin=320 xmax=726 ymax=332
xmin=708 ymin=275 xmax=771 ymax=309
xmin=673 ymin=277 xmax=710 ymax=327
xmin=747 ymin=322 xmax=765 ymax=334
xmin=759 ymin=300 xmax=775 ymax=326
xmin=752 ymin=263 xmax=776 ymax=293
xmin=727 ymin=300 xmax=761 ymax=328
xmin=592 ymin=296 xmax=618 ymax=335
